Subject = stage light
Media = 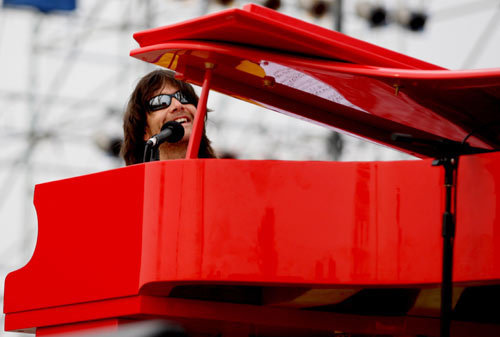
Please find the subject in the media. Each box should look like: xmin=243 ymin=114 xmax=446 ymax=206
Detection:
xmin=355 ymin=1 xmax=387 ymax=27
xmin=215 ymin=0 xmax=233 ymax=6
xmin=310 ymin=0 xmax=329 ymax=18
xmin=395 ymin=8 xmax=427 ymax=32
xmin=298 ymin=0 xmax=330 ymax=19
xmin=262 ymin=0 xmax=281 ymax=10
xmin=95 ymin=134 xmax=122 ymax=158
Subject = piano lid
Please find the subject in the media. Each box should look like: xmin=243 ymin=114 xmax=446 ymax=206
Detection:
xmin=131 ymin=4 xmax=500 ymax=158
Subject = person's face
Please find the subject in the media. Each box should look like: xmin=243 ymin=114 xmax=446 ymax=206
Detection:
xmin=143 ymin=83 xmax=196 ymax=143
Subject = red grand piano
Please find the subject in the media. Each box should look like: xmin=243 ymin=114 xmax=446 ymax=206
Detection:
xmin=4 ymin=5 xmax=500 ymax=337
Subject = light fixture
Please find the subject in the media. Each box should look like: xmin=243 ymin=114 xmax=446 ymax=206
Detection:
xmin=262 ymin=0 xmax=281 ymax=10
xmin=395 ymin=7 xmax=427 ymax=32
xmin=95 ymin=134 xmax=123 ymax=158
xmin=298 ymin=0 xmax=330 ymax=19
xmin=310 ymin=0 xmax=330 ymax=18
xmin=355 ymin=1 xmax=387 ymax=27
xmin=215 ymin=0 xmax=233 ymax=6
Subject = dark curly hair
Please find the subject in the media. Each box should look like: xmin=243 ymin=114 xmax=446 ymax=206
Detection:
xmin=121 ymin=69 xmax=216 ymax=165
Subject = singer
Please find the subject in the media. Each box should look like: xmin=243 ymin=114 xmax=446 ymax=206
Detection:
xmin=121 ymin=69 xmax=216 ymax=165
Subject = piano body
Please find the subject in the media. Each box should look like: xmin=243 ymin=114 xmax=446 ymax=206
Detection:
xmin=4 ymin=5 xmax=500 ymax=337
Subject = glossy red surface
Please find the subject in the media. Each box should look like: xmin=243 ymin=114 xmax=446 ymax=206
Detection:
xmin=455 ymin=153 xmax=500 ymax=281
xmin=7 ymin=295 xmax=500 ymax=337
xmin=4 ymin=153 xmax=500 ymax=335
xmin=133 ymin=4 xmax=443 ymax=70
xmin=130 ymin=6 xmax=500 ymax=157
xmin=186 ymin=67 xmax=211 ymax=159
xmin=5 ymin=166 xmax=146 ymax=312
xmin=36 ymin=319 xmax=121 ymax=337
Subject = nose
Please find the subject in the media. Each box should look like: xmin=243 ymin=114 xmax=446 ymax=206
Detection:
xmin=168 ymin=97 xmax=183 ymax=113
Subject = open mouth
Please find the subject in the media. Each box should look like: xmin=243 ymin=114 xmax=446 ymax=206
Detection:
xmin=173 ymin=117 xmax=190 ymax=124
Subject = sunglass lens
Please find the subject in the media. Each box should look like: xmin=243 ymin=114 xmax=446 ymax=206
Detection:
xmin=176 ymin=91 xmax=189 ymax=104
xmin=149 ymin=95 xmax=171 ymax=111
xmin=148 ymin=91 xmax=193 ymax=112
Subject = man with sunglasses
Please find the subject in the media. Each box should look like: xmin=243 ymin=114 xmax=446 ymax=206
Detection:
xmin=121 ymin=69 xmax=216 ymax=165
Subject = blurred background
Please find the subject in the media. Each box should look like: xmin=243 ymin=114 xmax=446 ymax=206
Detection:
xmin=0 ymin=0 xmax=499 ymax=335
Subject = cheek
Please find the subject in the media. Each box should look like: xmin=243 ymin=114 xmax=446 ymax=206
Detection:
xmin=146 ymin=114 xmax=159 ymax=128
xmin=187 ymin=105 xmax=197 ymax=117
xmin=144 ymin=116 xmax=154 ymax=138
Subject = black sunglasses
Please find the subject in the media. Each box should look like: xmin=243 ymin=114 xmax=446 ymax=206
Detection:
xmin=147 ymin=91 xmax=195 ymax=112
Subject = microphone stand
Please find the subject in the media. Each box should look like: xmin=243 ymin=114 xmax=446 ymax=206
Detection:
xmin=143 ymin=143 xmax=152 ymax=163
xmin=432 ymin=155 xmax=457 ymax=337
xmin=142 ymin=143 xmax=160 ymax=163
xmin=142 ymin=121 xmax=184 ymax=163
xmin=152 ymin=146 xmax=159 ymax=161
xmin=391 ymin=134 xmax=493 ymax=337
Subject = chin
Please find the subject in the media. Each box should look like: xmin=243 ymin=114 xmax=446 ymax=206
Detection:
xmin=181 ymin=126 xmax=192 ymax=142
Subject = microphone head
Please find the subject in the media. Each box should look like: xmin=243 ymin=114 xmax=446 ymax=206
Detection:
xmin=161 ymin=120 xmax=185 ymax=143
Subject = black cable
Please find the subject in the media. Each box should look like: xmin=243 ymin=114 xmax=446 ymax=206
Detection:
xmin=143 ymin=143 xmax=152 ymax=163
xmin=461 ymin=121 xmax=500 ymax=146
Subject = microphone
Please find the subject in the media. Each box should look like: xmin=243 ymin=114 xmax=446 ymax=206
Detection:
xmin=146 ymin=121 xmax=185 ymax=147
